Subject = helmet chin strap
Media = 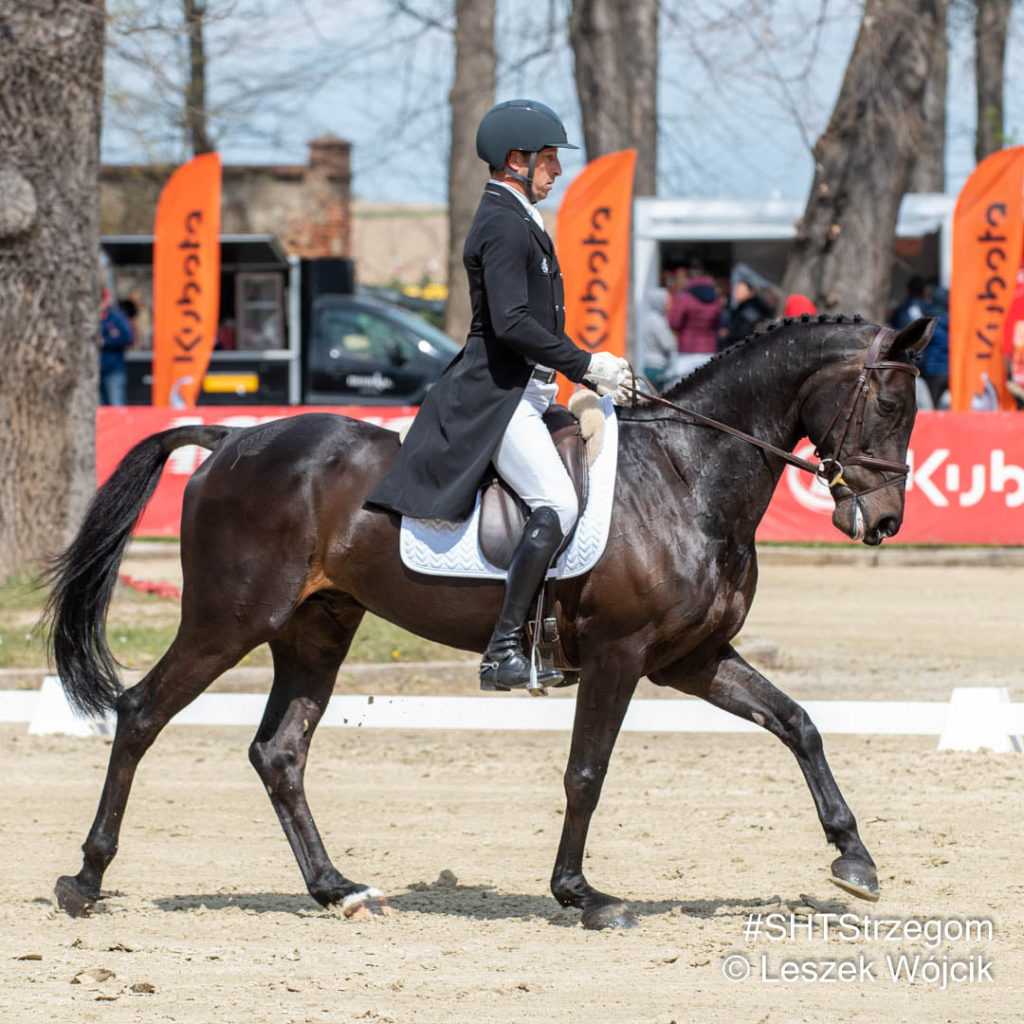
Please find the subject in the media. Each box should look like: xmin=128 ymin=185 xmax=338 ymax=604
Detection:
xmin=503 ymin=151 xmax=538 ymax=204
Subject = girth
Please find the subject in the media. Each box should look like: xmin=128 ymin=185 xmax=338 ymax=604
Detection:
xmin=478 ymin=403 xmax=589 ymax=570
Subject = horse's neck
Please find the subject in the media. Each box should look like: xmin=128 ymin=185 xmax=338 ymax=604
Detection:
xmin=670 ymin=332 xmax=826 ymax=451
xmin=643 ymin=332 xmax=837 ymax=536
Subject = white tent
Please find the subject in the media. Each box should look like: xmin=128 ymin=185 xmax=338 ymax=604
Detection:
xmin=631 ymin=193 xmax=956 ymax=367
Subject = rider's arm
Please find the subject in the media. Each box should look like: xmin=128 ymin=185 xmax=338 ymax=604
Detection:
xmin=478 ymin=223 xmax=591 ymax=382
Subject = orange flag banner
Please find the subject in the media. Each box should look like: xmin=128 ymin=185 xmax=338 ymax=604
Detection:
xmin=555 ymin=149 xmax=636 ymax=403
xmin=152 ymin=153 xmax=222 ymax=407
xmin=949 ymin=146 xmax=1024 ymax=411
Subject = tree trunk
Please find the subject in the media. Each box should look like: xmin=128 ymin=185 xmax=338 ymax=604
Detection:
xmin=444 ymin=0 xmax=495 ymax=344
xmin=780 ymin=0 xmax=945 ymax=321
xmin=184 ymin=0 xmax=213 ymax=155
xmin=974 ymin=0 xmax=1012 ymax=163
xmin=911 ymin=0 xmax=947 ymax=192
xmin=569 ymin=0 xmax=658 ymax=196
xmin=0 ymin=2 xmax=105 ymax=580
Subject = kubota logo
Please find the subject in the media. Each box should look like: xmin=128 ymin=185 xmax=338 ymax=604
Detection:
xmin=784 ymin=442 xmax=1024 ymax=511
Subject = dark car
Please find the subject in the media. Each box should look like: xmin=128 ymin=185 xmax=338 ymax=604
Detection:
xmin=305 ymin=294 xmax=461 ymax=405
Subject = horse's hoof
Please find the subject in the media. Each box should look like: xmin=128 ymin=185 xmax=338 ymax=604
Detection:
xmin=581 ymin=901 xmax=640 ymax=931
xmin=829 ymin=856 xmax=880 ymax=902
xmin=53 ymin=876 xmax=96 ymax=918
xmin=341 ymin=887 xmax=392 ymax=921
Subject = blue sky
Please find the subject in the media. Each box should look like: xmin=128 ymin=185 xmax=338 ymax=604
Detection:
xmin=102 ymin=0 xmax=1024 ymax=205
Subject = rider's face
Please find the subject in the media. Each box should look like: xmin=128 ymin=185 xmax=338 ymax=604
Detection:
xmin=529 ymin=147 xmax=561 ymax=200
xmin=507 ymin=147 xmax=561 ymax=201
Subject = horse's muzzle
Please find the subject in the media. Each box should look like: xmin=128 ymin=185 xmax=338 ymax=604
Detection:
xmin=832 ymin=495 xmax=900 ymax=546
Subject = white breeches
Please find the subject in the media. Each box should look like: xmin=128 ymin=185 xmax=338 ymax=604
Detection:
xmin=491 ymin=378 xmax=578 ymax=536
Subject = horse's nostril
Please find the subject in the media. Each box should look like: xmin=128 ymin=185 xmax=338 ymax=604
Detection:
xmin=878 ymin=515 xmax=899 ymax=537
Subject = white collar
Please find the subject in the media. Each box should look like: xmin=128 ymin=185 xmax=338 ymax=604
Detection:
xmin=490 ymin=179 xmax=545 ymax=230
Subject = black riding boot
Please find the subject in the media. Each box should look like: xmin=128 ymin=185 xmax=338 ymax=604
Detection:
xmin=480 ymin=506 xmax=564 ymax=692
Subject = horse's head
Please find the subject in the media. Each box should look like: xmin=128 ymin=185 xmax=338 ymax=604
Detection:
xmin=801 ymin=318 xmax=935 ymax=546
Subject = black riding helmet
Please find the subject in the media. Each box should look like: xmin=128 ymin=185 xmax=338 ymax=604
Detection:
xmin=476 ymin=99 xmax=578 ymax=203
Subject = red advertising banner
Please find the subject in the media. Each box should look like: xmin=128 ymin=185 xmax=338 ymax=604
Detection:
xmin=99 ymin=407 xmax=1024 ymax=543
xmin=759 ymin=412 xmax=1024 ymax=544
xmin=97 ymin=406 xmax=417 ymax=537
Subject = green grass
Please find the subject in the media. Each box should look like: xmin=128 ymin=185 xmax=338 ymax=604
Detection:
xmin=0 ymin=577 xmax=469 ymax=672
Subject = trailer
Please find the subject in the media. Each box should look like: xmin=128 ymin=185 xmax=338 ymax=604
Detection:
xmin=101 ymin=234 xmax=458 ymax=406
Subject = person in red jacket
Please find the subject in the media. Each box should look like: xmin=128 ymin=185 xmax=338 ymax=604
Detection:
xmin=667 ymin=257 xmax=722 ymax=376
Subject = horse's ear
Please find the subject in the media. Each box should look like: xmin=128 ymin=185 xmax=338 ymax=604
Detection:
xmin=887 ymin=317 xmax=937 ymax=361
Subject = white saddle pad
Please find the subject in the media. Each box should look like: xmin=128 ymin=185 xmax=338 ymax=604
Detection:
xmin=399 ymin=395 xmax=618 ymax=580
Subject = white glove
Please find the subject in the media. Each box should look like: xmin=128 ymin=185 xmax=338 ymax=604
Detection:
xmin=584 ymin=352 xmax=634 ymax=404
xmin=610 ymin=365 xmax=636 ymax=405
xmin=585 ymin=352 xmax=628 ymax=388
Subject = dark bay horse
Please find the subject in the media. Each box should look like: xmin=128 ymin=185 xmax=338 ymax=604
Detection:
xmin=45 ymin=315 xmax=934 ymax=928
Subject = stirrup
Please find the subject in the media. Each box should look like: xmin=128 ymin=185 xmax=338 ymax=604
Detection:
xmin=479 ymin=637 xmax=559 ymax=695
xmin=479 ymin=638 xmax=530 ymax=691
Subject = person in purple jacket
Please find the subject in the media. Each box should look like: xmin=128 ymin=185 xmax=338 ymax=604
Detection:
xmin=667 ymin=257 xmax=722 ymax=376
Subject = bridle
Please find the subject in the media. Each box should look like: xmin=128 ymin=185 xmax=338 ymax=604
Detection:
xmin=629 ymin=326 xmax=920 ymax=502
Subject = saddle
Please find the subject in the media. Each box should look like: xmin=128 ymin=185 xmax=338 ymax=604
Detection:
xmin=479 ymin=400 xmax=596 ymax=688
xmin=478 ymin=403 xmax=589 ymax=569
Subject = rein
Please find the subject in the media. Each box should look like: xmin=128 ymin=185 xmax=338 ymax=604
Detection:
xmin=630 ymin=326 xmax=920 ymax=500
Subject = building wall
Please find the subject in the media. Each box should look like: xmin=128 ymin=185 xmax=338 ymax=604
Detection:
xmin=352 ymin=202 xmax=448 ymax=288
xmin=100 ymin=136 xmax=352 ymax=259
xmin=351 ymin=202 xmax=557 ymax=290
xmin=102 ymin=147 xmax=563 ymax=293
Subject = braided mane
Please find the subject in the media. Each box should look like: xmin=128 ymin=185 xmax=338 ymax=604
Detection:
xmin=659 ymin=312 xmax=870 ymax=402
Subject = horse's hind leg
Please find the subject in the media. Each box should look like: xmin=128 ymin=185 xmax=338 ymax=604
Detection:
xmin=248 ymin=594 xmax=387 ymax=918
xmin=55 ymin=636 xmax=249 ymax=917
xmin=653 ymin=648 xmax=879 ymax=900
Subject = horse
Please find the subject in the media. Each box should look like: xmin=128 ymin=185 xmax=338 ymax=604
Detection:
xmin=45 ymin=314 xmax=934 ymax=929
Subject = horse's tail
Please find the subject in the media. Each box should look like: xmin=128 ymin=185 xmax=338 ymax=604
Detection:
xmin=43 ymin=424 xmax=232 ymax=718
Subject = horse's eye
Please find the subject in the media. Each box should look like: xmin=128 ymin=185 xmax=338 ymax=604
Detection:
xmin=877 ymin=399 xmax=897 ymax=415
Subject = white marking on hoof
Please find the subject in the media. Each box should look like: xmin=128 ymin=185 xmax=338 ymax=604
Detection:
xmin=752 ymin=712 xmax=765 ymax=727
xmin=341 ymin=887 xmax=389 ymax=919
xmin=342 ymin=887 xmax=382 ymax=911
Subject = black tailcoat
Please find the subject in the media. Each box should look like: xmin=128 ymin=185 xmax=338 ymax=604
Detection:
xmin=366 ymin=185 xmax=591 ymax=521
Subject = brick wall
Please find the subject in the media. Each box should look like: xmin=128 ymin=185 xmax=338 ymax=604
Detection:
xmin=100 ymin=135 xmax=352 ymax=259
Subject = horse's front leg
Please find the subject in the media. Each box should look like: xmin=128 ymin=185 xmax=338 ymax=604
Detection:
xmin=652 ymin=647 xmax=878 ymax=900
xmin=551 ymin=658 xmax=640 ymax=930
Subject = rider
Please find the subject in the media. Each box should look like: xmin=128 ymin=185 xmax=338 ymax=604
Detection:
xmin=367 ymin=98 xmax=632 ymax=692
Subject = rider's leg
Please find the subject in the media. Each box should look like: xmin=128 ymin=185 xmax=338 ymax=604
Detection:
xmin=481 ymin=391 xmax=577 ymax=691
xmin=480 ymin=506 xmax=565 ymax=690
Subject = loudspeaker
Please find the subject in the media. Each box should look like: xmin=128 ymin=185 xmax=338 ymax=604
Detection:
xmin=301 ymin=258 xmax=355 ymax=304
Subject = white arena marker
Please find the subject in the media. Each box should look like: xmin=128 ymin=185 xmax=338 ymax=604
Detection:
xmin=28 ymin=676 xmax=112 ymax=738
xmin=2 ymin=686 xmax=1020 ymax=752
xmin=0 ymin=691 xmax=39 ymax=724
xmin=938 ymin=687 xmax=1024 ymax=754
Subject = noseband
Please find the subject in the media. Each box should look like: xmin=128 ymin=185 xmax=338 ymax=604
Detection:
xmin=631 ymin=326 xmax=920 ymax=501
xmin=810 ymin=326 xmax=919 ymax=501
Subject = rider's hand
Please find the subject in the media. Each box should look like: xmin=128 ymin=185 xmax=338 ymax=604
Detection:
xmin=609 ymin=366 xmax=636 ymax=406
xmin=584 ymin=352 xmax=629 ymax=392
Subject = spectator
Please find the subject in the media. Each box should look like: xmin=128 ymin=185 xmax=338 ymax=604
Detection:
xmin=639 ymin=287 xmax=677 ymax=389
xmin=99 ymin=287 xmax=133 ymax=406
xmin=889 ymin=275 xmax=928 ymax=329
xmin=667 ymin=257 xmax=721 ymax=376
xmin=919 ymin=285 xmax=949 ymax=408
xmin=661 ymin=265 xmax=683 ymax=294
xmin=723 ymin=272 xmax=773 ymax=347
